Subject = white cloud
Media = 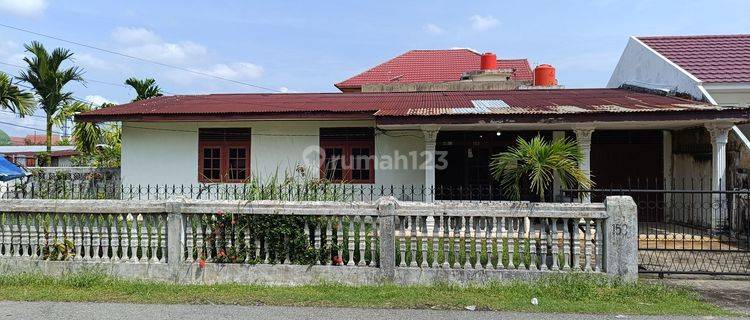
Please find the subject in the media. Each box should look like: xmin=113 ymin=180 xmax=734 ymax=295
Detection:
xmin=122 ymin=41 xmax=208 ymax=65
xmin=111 ymin=27 xmax=208 ymax=65
xmin=164 ymin=62 xmax=264 ymax=86
xmin=0 ymin=0 xmax=47 ymax=18
xmin=423 ymin=24 xmax=445 ymax=35
xmin=111 ymin=27 xmax=161 ymax=45
xmin=76 ymin=53 xmax=114 ymax=70
xmin=198 ymin=62 xmax=263 ymax=79
xmin=84 ymin=95 xmax=117 ymax=106
xmin=469 ymin=14 xmax=499 ymax=31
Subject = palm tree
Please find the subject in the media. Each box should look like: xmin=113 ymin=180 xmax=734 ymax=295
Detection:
xmin=490 ymin=135 xmax=593 ymax=201
xmin=124 ymin=77 xmax=162 ymax=101
xmin=17 ymin=41 xmax=85 ymax=165
xmin=0 ymin=71 xmax=34 ymax=117
xmin=58 ymin=101 xmax=101 ymax=154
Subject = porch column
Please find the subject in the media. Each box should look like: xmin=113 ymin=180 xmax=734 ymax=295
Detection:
xmin=421 ymin=125 xmax=440 ymax=202
xmin=706 ymin=122 xmax=733 ymax=230
xmin=574 ymin=127 xmax=595 ymax=203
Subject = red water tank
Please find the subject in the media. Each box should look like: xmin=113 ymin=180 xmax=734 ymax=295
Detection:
xmin=480 ymin=52 xmax=498 ymax=70
xmin=534 ymin=64 xmax=557 ymax=86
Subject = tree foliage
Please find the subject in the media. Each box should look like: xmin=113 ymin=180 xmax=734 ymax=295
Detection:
xmin=16 ymin=41 xmax=85 ymax=164
xmin=490 ymin=136 xmax=593 ymax=201
xmin=0 ymin=71 xmax=34 ymax=117
xmin=124 ymin=77 xmax=162 ymax=101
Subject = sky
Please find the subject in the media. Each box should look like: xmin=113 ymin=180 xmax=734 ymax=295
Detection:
xmin=0 ymin=0 xmax=749 ymax=136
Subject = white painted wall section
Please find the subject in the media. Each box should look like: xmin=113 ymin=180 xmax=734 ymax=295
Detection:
xmin=607 ymin=37 xmax=704 ymax=100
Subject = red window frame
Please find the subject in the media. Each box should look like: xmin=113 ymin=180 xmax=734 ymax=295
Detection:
xmin=319 ymin=128 xmax=375 ymax=184
xmin=198 ymin=129 xmax=251 ymax=183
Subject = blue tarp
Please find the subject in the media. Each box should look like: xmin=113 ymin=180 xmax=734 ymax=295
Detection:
xmin=0 ymin=156 xmax=28 ymax=182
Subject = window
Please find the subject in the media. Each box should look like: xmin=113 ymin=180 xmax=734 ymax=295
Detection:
xmin=320 ymin=128 xmax=374 ymax=183
xmin=198 ymin=128 xmax=251 ymax=183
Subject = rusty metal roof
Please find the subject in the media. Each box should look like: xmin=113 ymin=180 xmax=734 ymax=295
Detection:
xmin=77 ymin=88 xmax=729 ymax=122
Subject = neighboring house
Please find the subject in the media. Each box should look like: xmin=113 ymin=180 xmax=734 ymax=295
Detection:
xmin=608 ymin=34 xmax=750 ymax=183
xmin=10 ymin=134 xmax=63 ymax=146
xmin=335 ymin=49 xmax=534 ymax=92
xmin=0 ymin=146 xmax=78 ymax=167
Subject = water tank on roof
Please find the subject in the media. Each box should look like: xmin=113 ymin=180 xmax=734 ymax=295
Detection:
xmin=480 ymin=52 xmax=498 ymax=70
xmin=533 ymin=64 xmax=557 ymax=86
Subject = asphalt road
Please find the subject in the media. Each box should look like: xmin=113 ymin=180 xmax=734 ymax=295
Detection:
xmin=0 ymin=301 xmax=736 ymax=320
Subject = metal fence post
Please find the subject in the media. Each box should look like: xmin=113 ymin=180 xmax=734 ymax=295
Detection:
xmin=375 ymin=196 xmax=398 ymax=282
xmin=166 ymin=196 xmax=186 ymax=279
xmin=604 ymin=196 xmax=638 ymax=282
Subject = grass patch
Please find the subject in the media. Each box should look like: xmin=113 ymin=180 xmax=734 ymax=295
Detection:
xmin=0 ymin=272 xmax=730 ymax=316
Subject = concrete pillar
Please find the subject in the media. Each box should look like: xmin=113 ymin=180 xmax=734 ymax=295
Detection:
xmin=573 ymin=127 xmax=595 ymax=203
xmin=706 ymin=122 xmax=733 ymax=229
xmin=662 ymin=130 xmax=673 ymax=221
xmin=552 ymin=131 xmax=566 ymax=201
xmin=166 ymin=196 xmax=186 ymax=280
xmin=421 ymin=125 xmax=440 ymax=202
xmin=604 ymin=196 xmax=638 ymax=283
xmin=375 ymin=196 xmax=398 ymax=281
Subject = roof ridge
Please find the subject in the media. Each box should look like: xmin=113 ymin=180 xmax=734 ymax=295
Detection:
xmin=638 ymin=34 xmax=750 ymax=40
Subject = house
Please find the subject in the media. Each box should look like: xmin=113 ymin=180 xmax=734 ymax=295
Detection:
xmin=335 ymin=49 xmax=534 ymax=92
xmin=608 ymin=34 xmax=750 ymax=185
xmin=0 ymin=145 xmax=78 ymax=167
xmin=9 ymin=133 xmax=63 ymax=146
xmin=73 ymin=48 xmax=747 ymax=210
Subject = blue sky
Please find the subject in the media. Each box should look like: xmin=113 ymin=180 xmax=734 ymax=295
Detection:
xmin=1 ymin=0 xmax=749 ymax=136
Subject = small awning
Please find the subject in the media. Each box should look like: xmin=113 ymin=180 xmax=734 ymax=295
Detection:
xmin=0 ymin=157 xmax=29 ymax=182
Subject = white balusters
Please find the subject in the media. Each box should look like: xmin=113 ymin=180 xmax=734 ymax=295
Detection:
xmin=90 ymin=215 xmax=100 ymax=261
xmin=420 ymin=216 xmax=428 ymax=268
xmin=409 ymin=216 xmax=417 ymax=267
xmin=550 ymin=218 xmax=559 ymax=271
xmin=572 ymin=219 xmax=581 ymax=271
xmin=442 ymin=216 xmax=450 ymax=269
xmin=507 ymin=218 xmax=515 ymax=269
xmin=358 ymin=216 xmax=366 ymax=267
xmin=584 ymin=218 xmax=592 ymax=272
xmin=562 ymin=218 xmax=570 ymax=270
xmin=185 ymin=215 xmax=194 ymax=263
xmin=474 ymin=217 xmax=483 ymax=269
xmin=149 ymin=215 xmax=159 ymax=263
xmin=19 ymin=214 xmax=29 ymax=258
xmin=347 ymin=216 xmax=355 ymax=266
xmin=539 ymin=218 xmax=548 ymax=270
xmin=517 ymin=218 xmax=526 ymax=270
xmin=528 ymin=219 xmax=537 ymax=271
xmin=432 ymin=215 xmax=440 ymax=268
xmin=398 ymin=216 xmax=406 ymax=267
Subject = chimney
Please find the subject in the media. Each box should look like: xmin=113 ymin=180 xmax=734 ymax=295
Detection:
xmin=480 ymin=52 xmax=498 ymax=70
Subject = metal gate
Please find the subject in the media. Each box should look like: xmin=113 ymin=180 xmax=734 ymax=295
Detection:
xmin=565 ymin=187 xmax=750 ymax=276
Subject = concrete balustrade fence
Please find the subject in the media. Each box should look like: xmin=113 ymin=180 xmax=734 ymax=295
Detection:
xmin=0 ymin=196 xmax=638 ymax=285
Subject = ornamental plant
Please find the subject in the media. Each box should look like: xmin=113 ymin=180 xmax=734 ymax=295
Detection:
xmin=490 ymin=135 xmax=593 ymax=201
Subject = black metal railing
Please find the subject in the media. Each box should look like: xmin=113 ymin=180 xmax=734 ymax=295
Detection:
xmin=563 ymin=185 xmax=750 ymax=276
xmin=0 ymin=180 xmax=510 ymax=202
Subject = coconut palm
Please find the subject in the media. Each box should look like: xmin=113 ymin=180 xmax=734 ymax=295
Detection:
xmin=17 ymin=41 xmax=85 ymax=165
xmin=0 ymin=71 xmax=34 ymax=117
xmin=124 ymin=77 xmax=163 ymax=101
xmin=490 ymin=135 xmax=593 ymax=201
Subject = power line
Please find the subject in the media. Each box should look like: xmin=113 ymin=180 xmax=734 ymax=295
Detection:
xmin=0 ymin=23 xmax=282 ymax=93
xmin=0 ymin=120 xmax=64 ymax=135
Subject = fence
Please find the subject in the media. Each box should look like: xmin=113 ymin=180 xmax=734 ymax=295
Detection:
xmin=0 ymin=196 xmax=637 ymax=285
xmin=564 ymin=187 xmax=750 ymax=276
xmin=0 ymin=181 xmax=514 ymax=202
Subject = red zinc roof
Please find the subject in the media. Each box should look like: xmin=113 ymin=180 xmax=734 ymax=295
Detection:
xmin=638 ymin=34 xmax=750 ymax=83
xmin=335 ymin=49 xmax=533 ymax=90
xmin=76 ymin=89 xmax=718 ymax=122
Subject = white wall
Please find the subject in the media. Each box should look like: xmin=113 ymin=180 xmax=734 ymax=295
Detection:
xmin=121 ymin=121 xmax=425 ymax=187
xmin=607 ymin=37 xmax=704 ymax=100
